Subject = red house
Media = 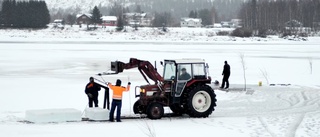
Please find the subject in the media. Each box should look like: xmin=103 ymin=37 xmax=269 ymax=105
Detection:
xmin=101 ymin=16 xmax=117 ymax=26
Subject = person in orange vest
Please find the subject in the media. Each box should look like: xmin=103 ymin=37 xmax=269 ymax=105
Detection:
xmin=85 ymin=77 xmax=101 ymax=107
xmin=107 ymin=79 xmax=131 ymax=122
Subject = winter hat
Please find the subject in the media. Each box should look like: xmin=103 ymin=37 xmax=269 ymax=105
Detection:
xmin=89 ymin=77 xmax=94 ymax=81
xmin=116 ymin=79 xmax=122 ymax=86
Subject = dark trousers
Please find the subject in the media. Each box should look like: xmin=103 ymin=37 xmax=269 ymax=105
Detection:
xmin=109 ymin=99 xmax=122 ymax=121
xmin=221 ymin=75 xmax=230 ymax=88
xmin=88 ymin=95 xmax=98 ymax=107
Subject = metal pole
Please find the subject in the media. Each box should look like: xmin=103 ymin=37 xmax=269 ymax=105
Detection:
xmin=103 ymin=87 xmax=110 ymax=110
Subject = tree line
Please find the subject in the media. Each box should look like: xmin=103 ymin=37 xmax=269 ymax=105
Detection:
xmin=239 ymin=0 xmax=320 ymax=33
xmin=51 ymin=0 xmax=241 ymax=28
xmin=0 ymin=0 xmax=50 ymax=28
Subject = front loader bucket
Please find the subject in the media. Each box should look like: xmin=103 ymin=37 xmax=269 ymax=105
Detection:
xmin=111 ymin=61 xmax=125 ymax=74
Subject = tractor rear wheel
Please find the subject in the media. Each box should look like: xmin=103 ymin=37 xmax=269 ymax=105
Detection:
xmin=146 ymin=102 xmax=164 ymax=119
xmin=186 ymin=85 xmax=216 ymax=118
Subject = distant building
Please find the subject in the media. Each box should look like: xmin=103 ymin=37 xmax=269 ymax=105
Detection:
xmin=220 ymin=19 xmax=242 ymax=28
xmin=285 ymin=20 xmax=310 ymax=33
xmin=101 ymin=16 xmax=117 ymax=26
xmin=285 ymin=20 xmax=303 ymax=28
xmin=123 ymin=12 xmax=153 ymax=27
xmin=213 ymin=23 xmax=222 ymax=28
xmin=220 ymin=21 xmax=232 ymax=28
xmin=230 ymin=19 xmax=242 ymax=28
xmin=180 ymin=18 xmax=202 ymax=28
xmin=76 ymin=14 xmax=92 ymax=25
xmin=53 ymin=19 xmax=65 ymax=28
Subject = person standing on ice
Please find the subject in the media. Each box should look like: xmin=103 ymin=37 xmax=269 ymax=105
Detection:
xmin=108 ymin=79 xmax=131 ymax=122
xmin=220 ymin=61 xmax=231 ymax=89
xmin=85 ymin=77 xmax=101 ymax=107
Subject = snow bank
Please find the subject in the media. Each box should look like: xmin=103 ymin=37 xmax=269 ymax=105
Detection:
xmin=84 ymin=107 xmax=109 ymax=121
xmin=25 ymin=108 xmax=81 ymax=123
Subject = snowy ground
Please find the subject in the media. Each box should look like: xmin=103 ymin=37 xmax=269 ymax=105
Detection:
xmin=0 ymin=27 xmax=320 ymax=137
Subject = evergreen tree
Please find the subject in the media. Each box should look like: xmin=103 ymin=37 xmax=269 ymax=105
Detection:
xmin=189 ymin=10 xmax=195 ymax=18
xmin=152 ymin=12 xmax=172 ymax=27
xmin=198 ymin=9 xmax=212 ymax=26
xmin=66 ymin=14 xmax=76 ymax=26
xmin=1 ymin=0 xmax=16 ymax=27
xmin=91 ymin=6 xmax=102 ymax=24
xmin=0 ymin=0 xmax=50 ymax=28
xmin=109 ymin=3 xmax=122 ymax=16
xmin=116 ymin=15 xmax=124 ymax=31
xmin=135 ymin=5 xmax=142 ymax=13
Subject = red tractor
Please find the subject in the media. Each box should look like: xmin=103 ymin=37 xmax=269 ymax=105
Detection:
xmin=110 ymin=58 xmax=216 ymax=119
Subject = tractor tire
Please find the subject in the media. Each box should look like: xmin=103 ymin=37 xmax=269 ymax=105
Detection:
xmin=169 ymin=104 xmax=185 ymax=116
xmin=186 ymin=85 xmax=216 ymax=118
xmin=133 ymin=100 xmax=145 ymax=114
xmin=146 ymin=102 xmax=164 ymax=119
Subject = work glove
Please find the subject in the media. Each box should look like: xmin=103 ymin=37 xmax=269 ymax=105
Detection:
xmin=128 ymin=82 xmax=131 ymax=85
xmin=87 ymin=93 xmax=93 ymax=98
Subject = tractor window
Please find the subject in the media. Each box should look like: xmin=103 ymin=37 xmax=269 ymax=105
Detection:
xmin=163 ymin=62 xmax=176 ymax=80
xmin=178 ymin=64 xmax=192 ymax=80
xmin=193 ymin=63 xmax=206 ymax=78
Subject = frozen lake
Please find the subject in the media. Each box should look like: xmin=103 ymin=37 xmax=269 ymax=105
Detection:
xmin=0 ymin=38 xmax=320 ymax=137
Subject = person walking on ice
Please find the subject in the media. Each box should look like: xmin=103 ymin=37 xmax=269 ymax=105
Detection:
xmin=220 ymin=61 xmax=230 ymax=89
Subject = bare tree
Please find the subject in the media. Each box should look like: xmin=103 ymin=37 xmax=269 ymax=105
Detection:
xmin=239 ymin=53 xmax=247 ymax=91
xmin=309 ymin=58 xmax=313 ymax=74
xmin=260 ymin=68 xmax=269 ymax=85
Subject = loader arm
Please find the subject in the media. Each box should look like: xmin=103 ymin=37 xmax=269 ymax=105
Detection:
xmin=111 ymin=58 xmax=164 ymax=84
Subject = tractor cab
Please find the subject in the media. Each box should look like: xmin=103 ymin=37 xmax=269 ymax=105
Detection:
xmin=162 ymin=59 xmax=210 ymax=97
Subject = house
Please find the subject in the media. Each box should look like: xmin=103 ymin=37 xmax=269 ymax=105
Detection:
xmin=230 ymin=19 xmax=242 ymax=28
xmin=53 ymin=19 xmax=64 ymax=28
xmin=180 ymin=18 xmax=202 ymax=28
xmin=123 ymin=12 xmax=153 ymax=27
xmin=221 ymin=21 xmax=233 ymax=28
xmin=76 ymin=14 xmax=92 ymax=25
xmin=101 ymin=16 xmax=117 ymax=26
xmin=285 ymin=20 xmax=303 ymax=28
xmin=285 ymin=20 xmax=311 ymax=33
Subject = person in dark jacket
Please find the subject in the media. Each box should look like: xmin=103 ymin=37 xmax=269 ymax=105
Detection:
xmin=220 ymin=61 xmax=231 ymax=89
xmin=85 ymin=77 xmax=101 ymax=107
xmin=179 ymin=68 xmax=191 ymax=80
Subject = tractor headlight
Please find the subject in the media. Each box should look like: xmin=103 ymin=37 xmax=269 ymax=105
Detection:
xmin=140 ymin=89 xmax=145 ymax=93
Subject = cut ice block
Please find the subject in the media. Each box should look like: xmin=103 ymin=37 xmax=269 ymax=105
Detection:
xmin=25 ymin=108 xmax=82 ymax=123
xmin=84 ymin=107 xmax=109 ymax=121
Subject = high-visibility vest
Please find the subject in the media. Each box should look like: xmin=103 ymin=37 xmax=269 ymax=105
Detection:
xmin=108 ymin=84 xmax=130 ymax=100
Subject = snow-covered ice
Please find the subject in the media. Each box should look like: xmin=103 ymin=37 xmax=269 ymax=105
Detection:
xmin=0 ymin=27 xmax=319 ymax=137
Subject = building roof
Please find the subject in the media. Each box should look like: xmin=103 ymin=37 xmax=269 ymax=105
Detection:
xmin=76 ymin=14 xmax=92 ymax=19
xmin=124 ymin=12 xmax=147 ymax=17
xmin=166 ymin=58 xmax=205 ymax=64
xmin=101 ymin=16 xmax=117 ymax=21
xmin=53 ymin=19 xmax=63 ymax=23
xmin=181 ymin=18 xmax=202 ymax=23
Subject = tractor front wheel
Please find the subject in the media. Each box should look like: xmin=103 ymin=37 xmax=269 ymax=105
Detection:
xmin=133 ymin=100 xmax=145 ymax=114
xmin=146 ymin=102 xmax=164 ymax=119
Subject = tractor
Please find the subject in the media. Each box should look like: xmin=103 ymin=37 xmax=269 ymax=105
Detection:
xmin=110 ymin=58 xmax=216 ymax=119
